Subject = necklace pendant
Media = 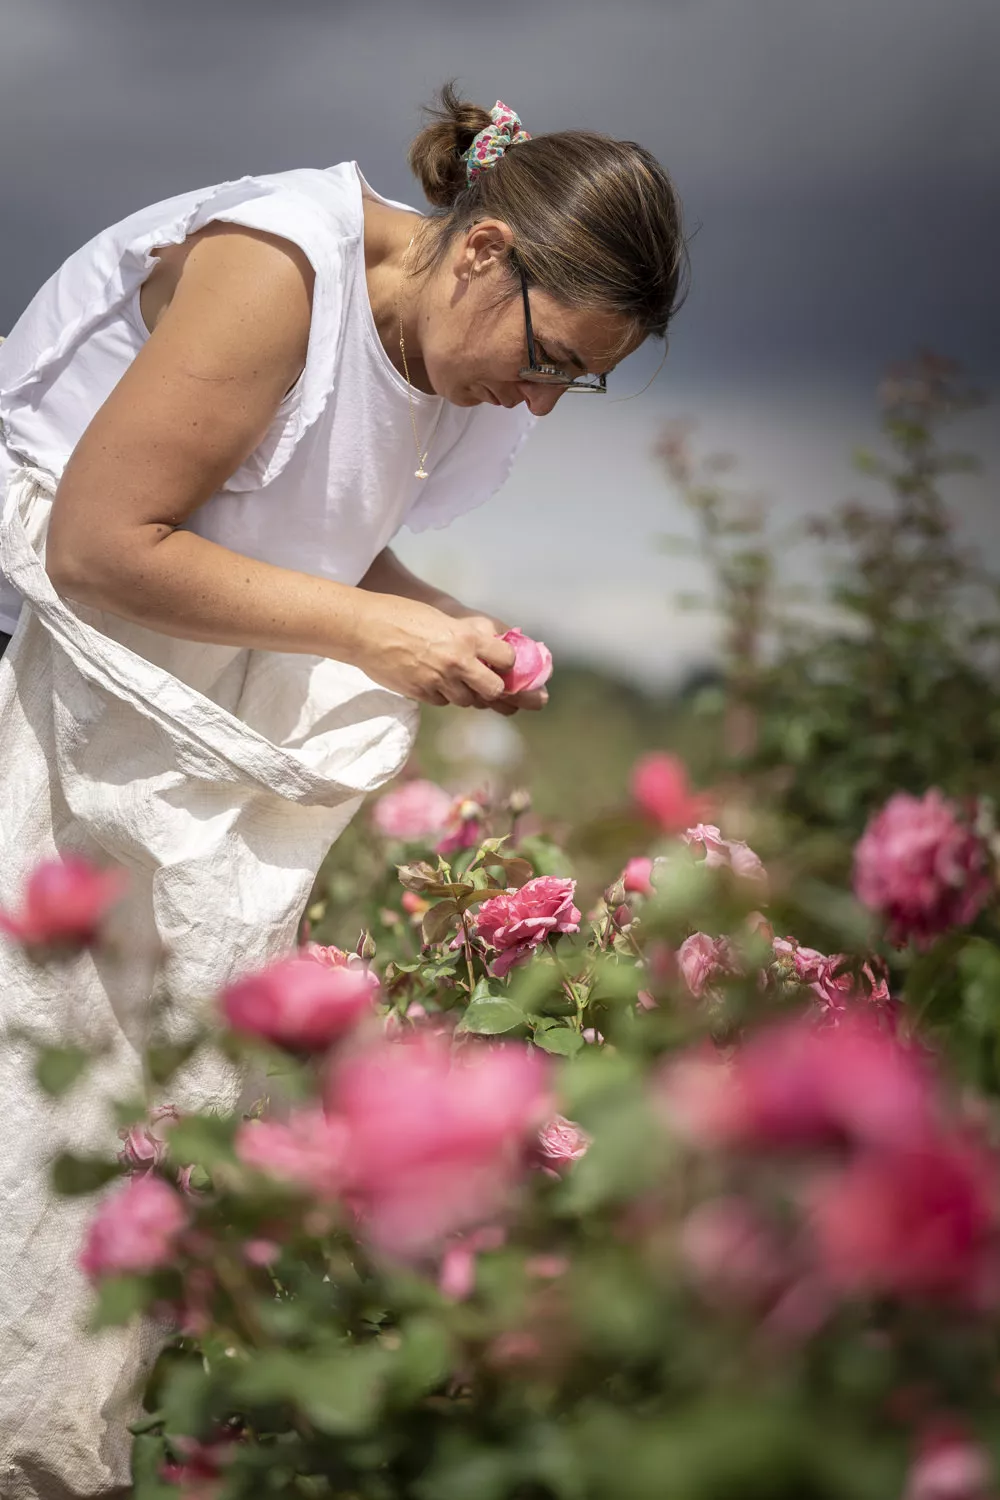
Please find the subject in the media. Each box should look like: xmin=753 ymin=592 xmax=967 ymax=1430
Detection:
xmin=415 ymin=466 xmax=428 ymax=480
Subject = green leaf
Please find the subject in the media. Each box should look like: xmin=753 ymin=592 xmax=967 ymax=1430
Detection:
xmin=34 ymin=1044 xmax=91 ymax=1098
xmin=87 ymin=1274 xmax=153 ymax=1331
xmin=166 ymin=1113 xmax=237 ymax=1171
xmin=51 ymin=1151 xmax=120 ymax=1197
xmin=389 ymin=1316 xmax=453 ymax=1403
xmin=533 ymin=1024 xmax=584 ymax=1057
xmin=456 ymin=996 xmax=526 ymax=1035
xmin=146 ymin=1037 xmax=202 ymax=1086
xmin=234 ymin=1347 xmax=387 ymax=1435
xmin=422 ymin=898 xmax=460 ymax=946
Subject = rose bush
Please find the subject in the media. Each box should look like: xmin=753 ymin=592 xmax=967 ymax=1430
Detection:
xmin=7 ymin=738 xmax=1000 ymax=1500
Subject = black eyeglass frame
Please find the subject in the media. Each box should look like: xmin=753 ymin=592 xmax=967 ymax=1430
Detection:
xmin=514 ymin=258 xmax=607 ymax=393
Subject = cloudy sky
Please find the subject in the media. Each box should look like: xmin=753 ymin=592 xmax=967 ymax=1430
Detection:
xmin=2 ymin=0 xmax=997 ymax=682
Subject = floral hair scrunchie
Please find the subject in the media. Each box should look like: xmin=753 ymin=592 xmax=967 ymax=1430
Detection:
xmin=461 ymin=100 xmax=532 ymax=184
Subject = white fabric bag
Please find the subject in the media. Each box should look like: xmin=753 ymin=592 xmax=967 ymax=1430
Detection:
xmin=0 ymin=464 xmax=418 ymax=1498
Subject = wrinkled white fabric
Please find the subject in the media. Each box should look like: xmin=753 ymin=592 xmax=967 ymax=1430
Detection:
xmin=0 ymin=465 xmax=419 ymax=1498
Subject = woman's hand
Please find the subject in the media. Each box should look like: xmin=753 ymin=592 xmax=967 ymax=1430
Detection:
xmin=348 ymin=594 xmax=516 ymax=708
xmin=430 ymin=602 xmax=549 ymax=716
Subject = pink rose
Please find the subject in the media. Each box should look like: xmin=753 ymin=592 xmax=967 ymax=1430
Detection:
xmin=78 ymin=1176 xmax=189 ymax=1282
xmin=118 ymin=1104 xmax=182 ymax=1177
xmin=235 ymin=1106 xmax=348 ymax=1201
xmin=472 ymin=876 xmax=582 ymax=978
xmin=0 ymin=856 xmax=127 ymax=951
xmin=301 ymin=942 xmax=380 ymax=995
xmin=854 ymin=789 xmax=993 ymax=948
xmin=807 ymin=1137 xmax=999 ymax=1302
xmin=537 ymin=1114 xmax=591 ymax=1170
xmin=683 ymin=823 xmax=767 ymax=885
xmin=371 ymin=779 xmax=454 ymax=842
xmin=679 ymin=1196 xmax=786 ymax=1309
xmin=325 ymin=1033 xmax=549 ymax=1256
xmin=622 ymin=856 xmax=654 ymax=896
xmin=499 ymin=628 xmax=553 ymax=695
xmin=773 ymin=937 xmax=894 ymax=1022
xmin=659 ymin=1011 xmax=936 ymax=1155
xmin=631 ymin=753 xmax=709 ymax=834
xmin=677 ymin=932 xmax=739 ymax=1000
xmin=437 ymin=1225 xmax=505 ymax=1301
xmin=435 ymin=795 xmax=486 ymax=857
xmin=904 ymin=1426 xmax=994 ymax=1500
xmin=222 ymin=956 xmax=378 ymax=1050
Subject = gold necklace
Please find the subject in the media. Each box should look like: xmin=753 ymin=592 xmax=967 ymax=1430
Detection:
xmin=397 ymin=232 xmax=438 ymax=480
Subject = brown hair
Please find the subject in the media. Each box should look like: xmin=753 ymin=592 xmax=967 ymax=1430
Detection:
xmin=407 ymin=82 xmax=690 ymax=356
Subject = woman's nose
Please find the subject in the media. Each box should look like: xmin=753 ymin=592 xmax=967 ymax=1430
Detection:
xmin=519 ymin=383 xmax=567 ymax=417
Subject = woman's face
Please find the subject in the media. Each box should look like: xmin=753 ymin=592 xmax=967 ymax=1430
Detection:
xmin=416 ymin=220 xmax=642 ymax=414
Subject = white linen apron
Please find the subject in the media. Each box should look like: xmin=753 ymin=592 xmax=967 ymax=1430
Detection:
xmin=0 ymin=162 xmax=532 ymax=1498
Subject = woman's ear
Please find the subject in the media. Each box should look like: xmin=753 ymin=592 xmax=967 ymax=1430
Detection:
xmin=453 ymin=219 xmax=515 ymax=283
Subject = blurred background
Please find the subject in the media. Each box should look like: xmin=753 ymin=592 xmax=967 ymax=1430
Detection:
xmin=2 ymin=0 xmax=997 ymax=814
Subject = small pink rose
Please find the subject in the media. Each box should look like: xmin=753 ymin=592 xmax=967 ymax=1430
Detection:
xmin=631 ymin=754 xmax=709 ymax=834
xmin=537 ymin=1114 xmax=591 ymax=1170
xmin=472 ymin=876 xmax=581 ymax=978
xmin=371 ymin=779 xmax=454 ymax=842
xmin=79 ymin=1176 xmax=189 ymax=1282
xmin=677 ymin=932 xmax=739 ymax=1000
xmin=499 ymin=628 xmax=553 ymax=695
xmin=622 ymin=857 xmax=654 ymax=896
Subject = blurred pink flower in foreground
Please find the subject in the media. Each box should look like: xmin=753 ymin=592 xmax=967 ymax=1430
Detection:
xmin=79 ymin=1177 xmax=189 ymax=1282
xmin=473 ymin=876 xmax=581 ymax=978
xmin=326 ymin=1033 xmax=550 ymax=1257
xmin=677 ymin=932 xmax=740 ymax=1001
xmin=622 ymin=856 xmax=655 ymax=896
xmin=222 ymin=956 xmax=378 ymax=1050
xmin=660 ymin=1011 xmax=935 ymax=1155
xmin=854 ymin=789 xmax=993 ymax=949
xmin=683 ymin=823 xmax=767 ymax=886
xmin=437 ymin=1225 xmax=506 ymax=1301
xmin=537 ymin=1114 xmax=591 ymax=1172
xmin=631 ymin=753 xmax=709 ymax=834
xmin=235 ymin=1106 xmax=348 ymax=1201
xmin=371 ymin=778 xmax=454 ymax=842
xmin=679 ymin=1195 xmax=786 ymax=1310
xmin=0 ymin=856 xmax=127 ymax=950
xmin=903 ymin=1423 xmax=995 ymax=1500
xmin=499 ymin=628 xmax=553 ymax=695
xmin=807 ymin=1138 xmax=1000 ymax=1303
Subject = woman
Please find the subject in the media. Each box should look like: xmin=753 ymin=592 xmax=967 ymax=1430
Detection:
xmin=0 ymin=86 xmax=686 ymax=1498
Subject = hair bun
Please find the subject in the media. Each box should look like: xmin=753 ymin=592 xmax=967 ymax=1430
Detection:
xmin=407 ymin=80 xmax=494 ymax=207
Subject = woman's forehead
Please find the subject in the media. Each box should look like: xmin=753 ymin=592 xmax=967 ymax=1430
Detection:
xmin=532 ymin=296 xmax=643 ymax=370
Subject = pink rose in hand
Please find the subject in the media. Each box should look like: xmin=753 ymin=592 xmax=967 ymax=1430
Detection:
xmin=79 ymin=1176 xmax=189 ymax=1281
xmin=499 ymin=628 xmax=553 ymax=695
xmin=854 ymin=789 xmax=993 ymax=949
xmin=473 ymin=876 xmax=582 ymax=978
xmin=0 ymin=856 xmax=127 ymax=951
xmin=222 ymin=956 xmax=378 ymax=1051
xmin=371 ymin=779 xmax=454 ymax=842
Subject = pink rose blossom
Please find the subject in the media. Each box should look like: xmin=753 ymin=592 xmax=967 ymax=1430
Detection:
xmin=659 ymin=1011 xmax=936 ymax=1155
xmin=683 ymin=824 xmax=767 ymax=885
xmin=677 ymin=932 xmax=739 ymax=1000
xmin=222 ymin=956 xmax=377 ymax=1050
xmin=0 ymin=856 xmax=127 ymax=951
xmin=499 ymin=628 xmax=553 ymax=695
xmin=325 ymin=1033 xmax=549 ymax=1257
xmin=854 ymin=789 xmax=993 ymax=948
xmin=679 ymin=1196 xmax=786 ymax=1309
xmin=773 ymin=937 xmax=894 ymax=1022
xmin=437 ymin=1225 xmax=505 ymax=1301
xmin=301 ymin=941 xmax=380 ymax=994
xmin=118 ymin=1104 xmax=181 ymax=1177
xmin=243 ymin=1239 xmax=281 ymax=1267
xmin=473 ymin=876 xmax=581 ymax=978
xmin=631 ymin=754 xmax=708 ymax=834
xmin=235 ymin=1107 xmax=348 ymax=1201
xmin=537 ymin=1114 xmax=591 ymax=1171
xmin=808 ymin=1138 xmax=1000 ymax=1302
xmin=371 ymin=779 xmax=454 ymax=842
xmin=622 ymin=857 xmax=655 ymax=896
xmin=435 ymin=795 xmax=486 ymax=857
xmin=79 ymin=1176 xmax=189 ymax=1282
xmin=904 ymin=1425 xmax=995 ymax=1500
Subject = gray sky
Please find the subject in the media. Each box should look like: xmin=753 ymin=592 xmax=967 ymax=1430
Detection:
xmin=2 ymin=0 xmax=997 ymax=681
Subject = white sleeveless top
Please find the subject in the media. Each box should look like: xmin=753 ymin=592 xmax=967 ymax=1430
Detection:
xmin=0 ymin=162 xmax=535 ymax=635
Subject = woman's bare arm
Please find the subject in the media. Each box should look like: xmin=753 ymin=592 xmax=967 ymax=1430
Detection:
xmin=43 ymin=224 xmax=514 ymax=707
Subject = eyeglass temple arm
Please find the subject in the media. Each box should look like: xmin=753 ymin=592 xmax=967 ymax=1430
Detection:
xmin=517 ymin=266 xmax=540 ymax=369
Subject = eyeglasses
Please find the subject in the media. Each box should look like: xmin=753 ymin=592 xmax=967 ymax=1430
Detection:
xmin=515 ymin=259 xmax=607 ymax=393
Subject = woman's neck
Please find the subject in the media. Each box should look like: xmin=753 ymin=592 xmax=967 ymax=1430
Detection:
xmin=362 ymin=197 xmax=435 ymax=393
